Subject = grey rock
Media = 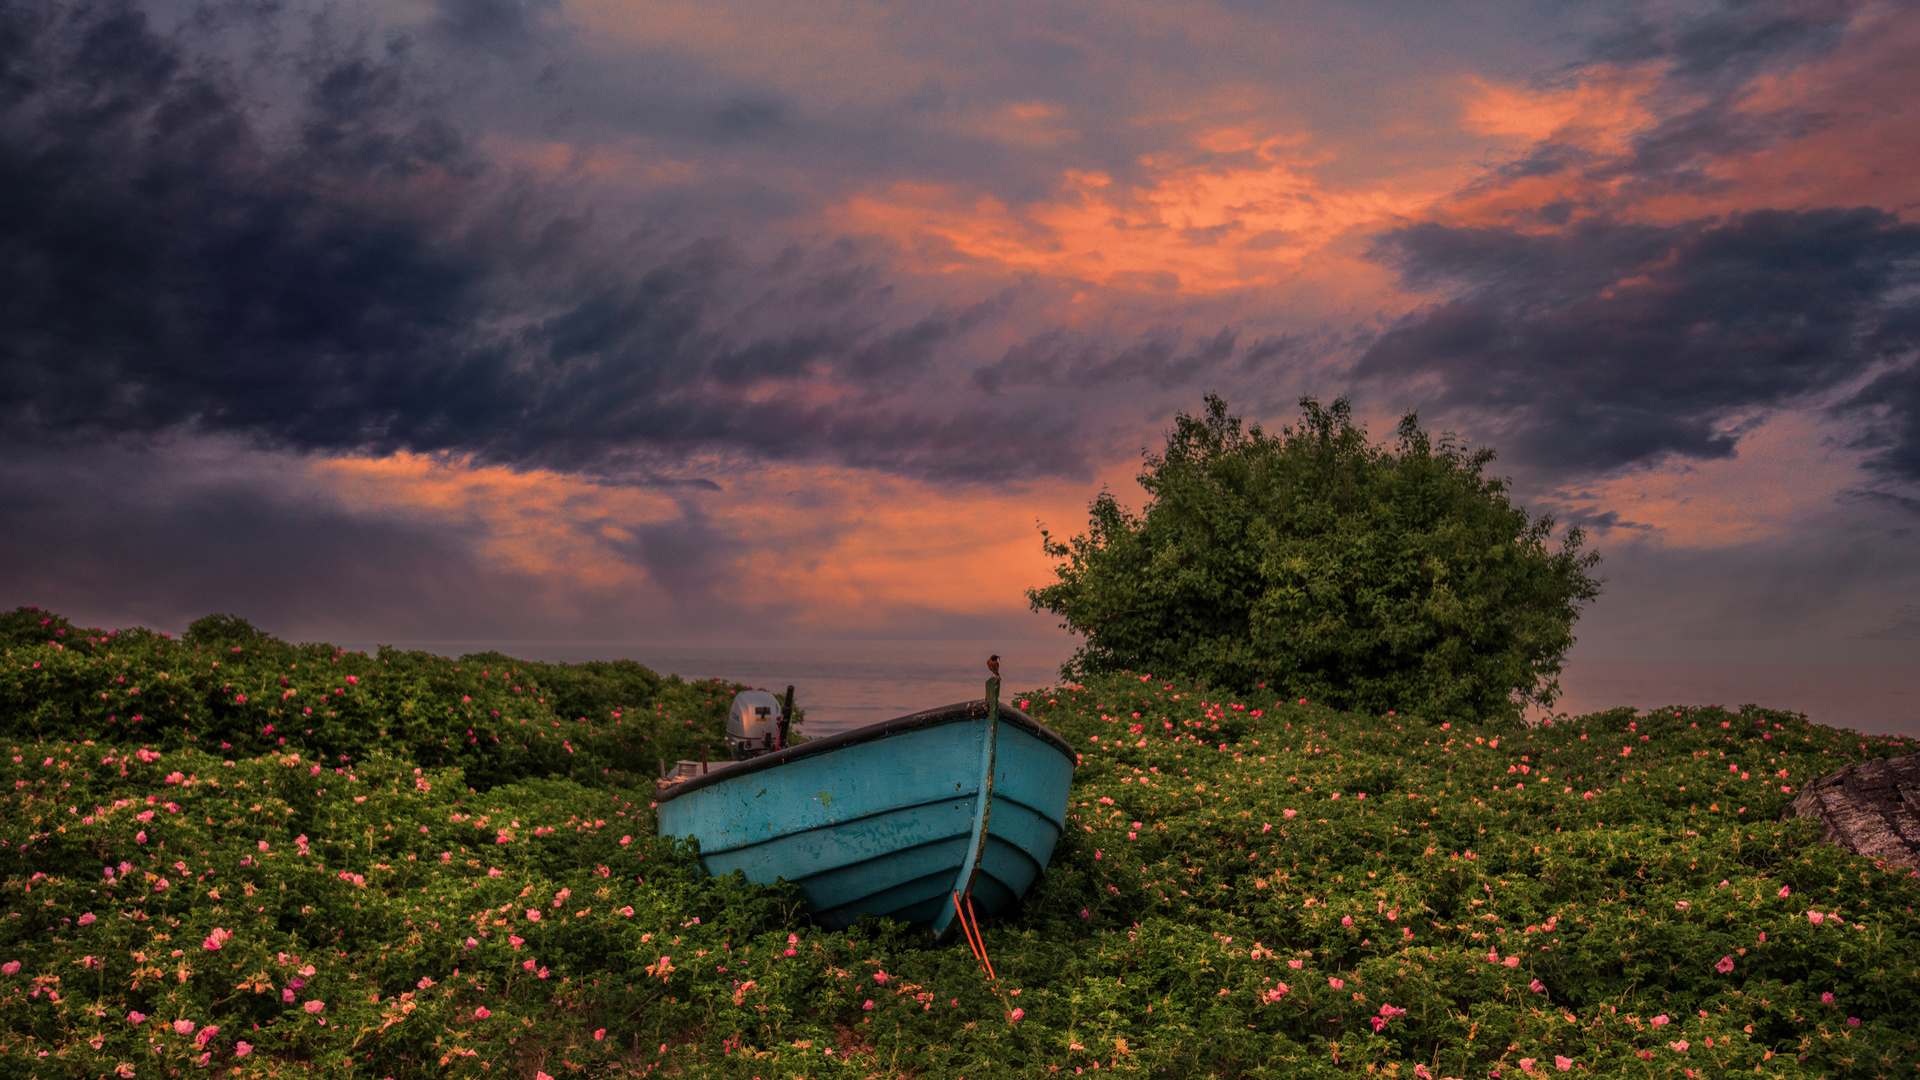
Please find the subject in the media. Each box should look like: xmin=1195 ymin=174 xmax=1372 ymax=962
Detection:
xmin=1783 ymin=753 xmax=1920 ymax=873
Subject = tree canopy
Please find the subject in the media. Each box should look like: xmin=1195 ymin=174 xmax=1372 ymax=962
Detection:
xmin=1028 ymin=396 xmax=1602 ymax=723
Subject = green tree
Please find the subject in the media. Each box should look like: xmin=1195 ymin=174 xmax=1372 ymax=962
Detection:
xmin=182 ymin=612 xmax=273 ymax=651
xmin=1027 ymin=395 xmax=1602 ymax=723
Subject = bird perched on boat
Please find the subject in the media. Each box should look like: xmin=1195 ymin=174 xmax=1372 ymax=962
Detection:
xmin=987 ymin=654 xmax=1000 ymax=677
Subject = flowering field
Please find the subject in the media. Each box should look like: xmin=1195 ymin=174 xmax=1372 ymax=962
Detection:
xmin=3 ymin=607 xmax=1918 ymax=1079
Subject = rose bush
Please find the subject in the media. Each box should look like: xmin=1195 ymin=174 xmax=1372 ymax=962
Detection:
xmin=3 ymin=610 xmax=1916 ymax=1077
xmin=0 ymin=608 xmax=760 ymax=790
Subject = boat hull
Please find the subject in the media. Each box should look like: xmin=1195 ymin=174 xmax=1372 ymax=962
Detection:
xmin=653 ymin=701 xmax=1074 ymax=936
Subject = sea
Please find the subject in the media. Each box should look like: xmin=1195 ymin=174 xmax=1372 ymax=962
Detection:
xmin=340 ymin=637 xmax=1920 ymax=741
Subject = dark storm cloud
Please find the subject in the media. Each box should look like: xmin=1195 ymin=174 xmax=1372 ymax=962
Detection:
xmin=599 ymin=498 xmax=749 ymax=618
xmin=0 ymin=0 xmax=1086 ymax=484
xmin=1553 ymin=508 xmax=1654 ymax=535
xmin=0 ymin=440 xmax=802 ymax=639
xmin=1591 ymin=0 xmax=1854 ymax=84
xmin=0 ymin=446 xmax=542 ymax=640
xmin=972 ymin=328 xmax=1291 ymax=395
xmin=432 ymin=0 xmax=554 ymax=57
xmin=1843 ymin=362 xmax=1920 ymax=481
xmin=1358 ymin=208 xmax=1920 ymax=476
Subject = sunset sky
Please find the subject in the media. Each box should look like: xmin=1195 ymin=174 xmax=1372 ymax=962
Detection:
xmin=3 ymin=0 xmax=1917 ymax=659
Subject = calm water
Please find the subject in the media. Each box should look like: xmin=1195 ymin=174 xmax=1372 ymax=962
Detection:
xmin=349 ymin=638 xmax=1920 ymax=740
xmin=1540 ymin=659 xmax=1920 ymax=739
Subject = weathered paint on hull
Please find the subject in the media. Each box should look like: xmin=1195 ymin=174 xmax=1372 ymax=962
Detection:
xmin=653 ymin=701 xmax=1073 ymax=938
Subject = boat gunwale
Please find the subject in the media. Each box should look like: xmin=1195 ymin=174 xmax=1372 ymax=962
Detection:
xmin=652 ymin=699 xmax=1074 ymax=805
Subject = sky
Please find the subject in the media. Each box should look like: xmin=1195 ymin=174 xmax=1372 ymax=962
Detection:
xmin=3 ymin=0 xmax=1918 ymax=668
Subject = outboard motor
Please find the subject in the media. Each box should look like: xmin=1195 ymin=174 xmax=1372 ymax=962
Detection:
xmin=728 ymin=690 xmax=786 ymax=759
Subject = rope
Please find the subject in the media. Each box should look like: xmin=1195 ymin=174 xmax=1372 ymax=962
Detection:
xmin=951 ymin=891 xmax=996 ymax=980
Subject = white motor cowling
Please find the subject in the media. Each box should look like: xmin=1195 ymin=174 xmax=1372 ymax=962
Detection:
xmin=728 ymin=690 xmax=786 ymax=758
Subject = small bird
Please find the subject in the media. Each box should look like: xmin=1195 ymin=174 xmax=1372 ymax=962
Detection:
xmin=987 ymin=654 xmax=1001 ymax=677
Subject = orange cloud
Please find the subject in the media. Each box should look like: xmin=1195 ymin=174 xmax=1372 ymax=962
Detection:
xmin=836 ymin=130 xmax=1459 ymax=294
xmin=1444 ymin=4 xmax=1919 ymax=230
xmin=308 ymin=453 xmax=1097 ymax=629
xmin=1459 ymin=72 xmax=1658 ymax=148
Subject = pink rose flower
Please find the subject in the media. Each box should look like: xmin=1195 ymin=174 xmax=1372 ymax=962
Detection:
xmin=235 ymin=1042 xmax=253 ymax=1057
xmin=1555 ymin=1056 xmax=1573 ymax=1071
xmin=78 ymin=912 xmax=96 ymax=926
xmin=0 ymin=961 xmax=18 ymax=976
xmin=1715 ymin=956 xmax=1735 ymax=973
xmin=1009 ymin=1007 xmax=1025 ymax=1022
xmin=173 ymin=1019 xmax=195 ymax=1035
xmin=473 ymin=1006 xmax=492 ymax=1020
xmin=128 ymin=1011 xmax=147 ymax=1025
xmin=874 ymin=971 xmax=889 ymax=984
xmin=1328 ymin=977 xmax=1344 ymax=990
xmin=304 ymin=1000 xmax=325 ymax=1014
xmin=526 ymin=910 xmax=540 ymax=921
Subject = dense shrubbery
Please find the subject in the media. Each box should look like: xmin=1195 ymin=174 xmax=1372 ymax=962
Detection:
xmin=1029 ymin=397 xmax=1602 ymax=723
xmin=0 ymin=608 xmax=752 ymax=790
xmin=3 ymin=608 xmax=1918 ymax=1078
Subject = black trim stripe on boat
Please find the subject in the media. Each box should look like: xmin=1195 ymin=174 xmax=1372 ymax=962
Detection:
xmin=708 ymin=795 xmax=976 ymax=860
xmin=775 ymin=796 xmax=1059 ymax=889
xmin=653 ymin=699 xmax=1076 ymax=804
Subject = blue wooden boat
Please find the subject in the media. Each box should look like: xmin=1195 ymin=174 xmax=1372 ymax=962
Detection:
xmin=653 ymin=681 xmax=1075 ymax=939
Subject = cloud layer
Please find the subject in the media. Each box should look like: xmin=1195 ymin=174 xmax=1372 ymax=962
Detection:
xmin=1361 ymin=208 xmax=1920 ymax=474
xmin=2 ymin=0 xmax=1917 ymax=654
xmin=0 ymin=0 xmax=1103 ymax=483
